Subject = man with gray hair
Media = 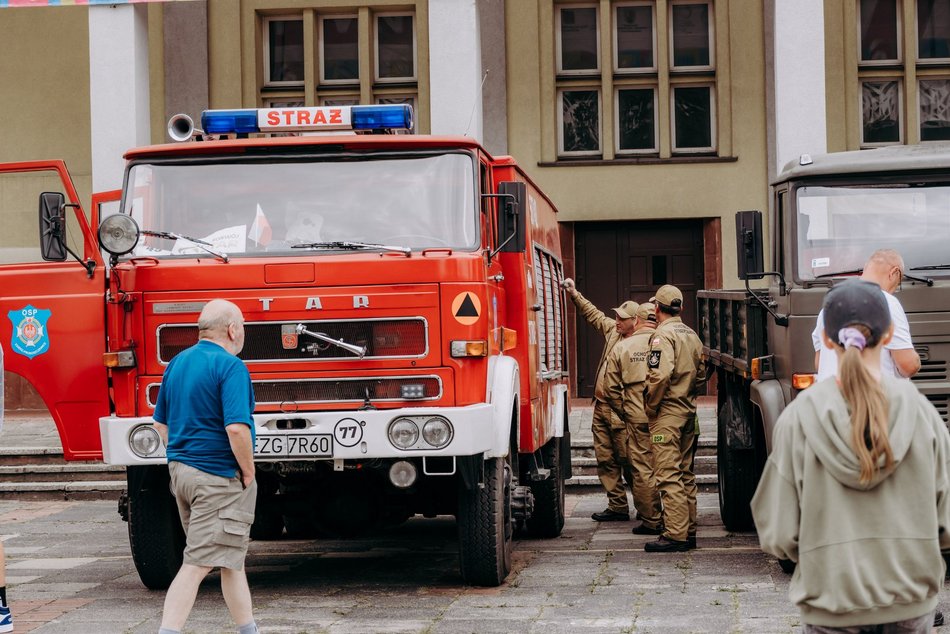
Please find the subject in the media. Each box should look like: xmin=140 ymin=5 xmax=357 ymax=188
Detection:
xmin=813 ymin=249 xmax=920 ymax=381
xmin=154 ymin=299 xmax=259 ymax=634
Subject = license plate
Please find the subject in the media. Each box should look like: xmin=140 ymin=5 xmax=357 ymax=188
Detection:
xmin=255 ymin=434 xmax=333 ymax=458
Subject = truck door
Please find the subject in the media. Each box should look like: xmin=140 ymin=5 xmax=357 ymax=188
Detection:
xmin=0 ymin=161 xmax=108 ymax=460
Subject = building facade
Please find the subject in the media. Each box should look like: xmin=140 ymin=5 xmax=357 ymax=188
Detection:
xmin=1 ymin=0 xmax=948 ymax=403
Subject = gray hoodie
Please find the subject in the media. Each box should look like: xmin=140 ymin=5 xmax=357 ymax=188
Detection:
xmin=751 ymin=377 xmax=950 ymax=627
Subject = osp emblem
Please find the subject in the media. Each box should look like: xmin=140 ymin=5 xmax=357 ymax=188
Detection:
xmin=7 ymin=305 xmax=52 ymax=359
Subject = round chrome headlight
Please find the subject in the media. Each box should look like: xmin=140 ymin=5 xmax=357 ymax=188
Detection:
xmin=388 ymin=418 xmax=420 ymax=449
xmin=98 ymin=214 xmax=140 ymax=256
xmin=422 ymin=417 xmax=453 ymax=448
xmin=129 ymin=424 xmax=162 ymax=458
xmin=389 ymin=460 xmax=418 ymax=488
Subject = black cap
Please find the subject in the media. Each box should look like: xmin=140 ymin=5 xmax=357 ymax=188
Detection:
xmin=822 ymin=280 xmax=891 ymax=346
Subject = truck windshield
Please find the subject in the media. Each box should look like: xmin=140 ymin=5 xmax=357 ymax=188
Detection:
xmin=121 ymin=152 xmax=477 ymax=257
xmin=796 ymin=182 xmax=950 ymax=280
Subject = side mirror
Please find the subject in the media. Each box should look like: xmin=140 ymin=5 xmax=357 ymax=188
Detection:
xmin=496 ymin=181 xmax=526 ymax=254
xmin=735 ymin=210 xmax=764 ymax=280
xmin=39 ymin=192 xmax=67 ymax=261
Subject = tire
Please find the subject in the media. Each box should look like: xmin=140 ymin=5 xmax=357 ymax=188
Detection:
xmin=778 ymin=558 xmax=797 ymax=574
xmin=126 ymin=465 xmax=185 ymax=590
xmin=525 ymin=435 xmax=565 ymax=538
xmin=457 ymin=456 xmax=513 ymax=586
xmin=717 ymin=390 xmax=758 ymax=532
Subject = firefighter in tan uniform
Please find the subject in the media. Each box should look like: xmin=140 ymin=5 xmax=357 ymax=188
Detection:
xmin=643 ymin=285 xmax=706 ymax=552
xmin=604 ymin=302 xmax=663 ymax=534
xmin=562 ymin=278 xmax=636 ymax=521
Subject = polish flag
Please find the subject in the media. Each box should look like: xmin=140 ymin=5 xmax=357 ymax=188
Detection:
xmin=249 ymin=204 xmax=272 ymax=246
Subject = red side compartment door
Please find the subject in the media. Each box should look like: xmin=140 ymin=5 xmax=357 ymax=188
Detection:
xmin=0 ymin=161 xmax=109 ymax=460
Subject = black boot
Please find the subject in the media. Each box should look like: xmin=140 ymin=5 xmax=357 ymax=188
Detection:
xmin=644 ymin=535 xmax=690 ymax=552
xmin=591 ymin=509 xmax=630 ymax=522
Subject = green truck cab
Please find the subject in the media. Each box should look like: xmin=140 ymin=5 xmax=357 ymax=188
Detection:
xmin=700 ymin=143 xmax=950 ymax=531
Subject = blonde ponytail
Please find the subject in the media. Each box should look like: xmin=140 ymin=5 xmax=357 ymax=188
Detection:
xmin=837 ymin=324 xmax=893 ymax=484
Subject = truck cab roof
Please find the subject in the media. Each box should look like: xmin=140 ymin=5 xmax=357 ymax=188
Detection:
xmin=125 ymin=134 xmax=490 ymax=162
xmin=774 ymin=141 xmax=950 ymax=185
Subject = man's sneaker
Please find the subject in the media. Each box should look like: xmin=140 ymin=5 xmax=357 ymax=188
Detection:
xmin=935 ymin=610 xmax=944 ymax=627
xmin=644 ymin=535 xmax=690 ymax=552
xmin=591 ymin=509 xmax=630 ymax=522
xmin=631 ymin=523 xmax=663 ymax=535
xmin=0 ymin=604 xmax=13 ymax=633
xmin=687 ymin=535 xmax=697 ymax=550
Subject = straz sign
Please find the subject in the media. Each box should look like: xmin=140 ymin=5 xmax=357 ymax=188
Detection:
xmin=258 ymin=107 xmax=352 ymax=132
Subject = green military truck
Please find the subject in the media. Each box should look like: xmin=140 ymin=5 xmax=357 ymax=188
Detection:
xmin=699 ymin=143 xmax=950 ymax=531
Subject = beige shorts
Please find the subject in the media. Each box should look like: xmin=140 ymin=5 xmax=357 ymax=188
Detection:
xmin=168 ymin=461 xmax=257 ymax=570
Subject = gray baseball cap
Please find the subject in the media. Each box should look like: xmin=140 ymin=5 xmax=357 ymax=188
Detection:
xmin=822 ymin=280 xmax=891 ymax=346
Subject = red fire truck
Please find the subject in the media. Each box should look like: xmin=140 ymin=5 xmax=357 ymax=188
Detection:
xmin=0 ymin=105 xmax=571 ymax=589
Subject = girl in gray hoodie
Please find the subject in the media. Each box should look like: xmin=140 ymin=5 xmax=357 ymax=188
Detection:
xmin=752 ymin=280 xmax=950 ymax=632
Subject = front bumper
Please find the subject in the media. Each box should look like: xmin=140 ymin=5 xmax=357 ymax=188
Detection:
xmin=99 ymin=404 xmax=494 ymax=466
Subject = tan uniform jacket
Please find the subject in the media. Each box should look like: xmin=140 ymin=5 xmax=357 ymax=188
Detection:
xmin=604 ymin=326 xmax=656 ymax=424
xmin=571 ymin=290 xmax=620 ymax=402
xmin=644 ymin=317 xmax=706 ymax=419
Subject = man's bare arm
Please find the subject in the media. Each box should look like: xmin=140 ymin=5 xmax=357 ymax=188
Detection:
xmin=154 ymin=422 xmax=168 ymax=447
xmin=892 ymin=348 xmax=921 ymax=378
xmin=226 ymin=423 xmax=256 ymax=488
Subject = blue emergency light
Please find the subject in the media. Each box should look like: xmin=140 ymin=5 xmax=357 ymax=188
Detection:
xmin=201 ymin=110 xmax=260 ymax=134
xmin=199 ymin=104 xmax=413 ymax=136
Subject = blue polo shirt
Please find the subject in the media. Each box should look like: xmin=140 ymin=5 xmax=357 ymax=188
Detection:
xmin=153 ymin=339 xmax=256 ymax=478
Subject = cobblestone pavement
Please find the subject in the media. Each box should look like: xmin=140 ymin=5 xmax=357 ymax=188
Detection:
xmin=0 ymin=490 xmax=813 ymax=634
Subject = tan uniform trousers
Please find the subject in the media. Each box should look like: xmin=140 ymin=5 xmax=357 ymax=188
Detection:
xmin=627 ymin=420 xmax=662 ymax=529
xmin=592 ymin=401 xmax=634 ymax=513
xmin=650 ymin=412 xmax=698 ymax=541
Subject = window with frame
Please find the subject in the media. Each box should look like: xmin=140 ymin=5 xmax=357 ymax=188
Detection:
xmin=320 ymin=15 xmax=359 ymax=84
xmin=376 ymin=13 xmax=417 ymax=81
xmin=554 ymin=0 xmax=717 ymax=158
xmin=264 ymin=17 xmax=305 ymax=85
xmin=857 ymin=0 xmax=950 ymax=146
xmin=259 ymin=8 xmax=419 ymax=122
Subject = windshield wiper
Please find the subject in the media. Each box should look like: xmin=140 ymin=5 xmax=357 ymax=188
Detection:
xmin=910 ymin=263 xmax=950 ymax=270
xmin=290 ymin=241 xmax=411 ymax=256
xmin=815 ymin=266 xmax=933 ymax=286
xmin=813 ymin=268 xmax=863 ymax=279
xmin=142 ymin=230 xmax=230 ymax=263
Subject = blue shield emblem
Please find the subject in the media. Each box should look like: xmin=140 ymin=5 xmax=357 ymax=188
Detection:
xmin=8 ymin=305 xmax=52 ymax=359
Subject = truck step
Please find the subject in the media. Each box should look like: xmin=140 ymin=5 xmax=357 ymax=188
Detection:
xmin=0 ymin=480 xmax=125 ymax=501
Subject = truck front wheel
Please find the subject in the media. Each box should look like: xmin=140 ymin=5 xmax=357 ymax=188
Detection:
xmin=717 ymin=391 xmax=759 ymax=532
xmin=126 ymin=465 xmax=185 ymax=590
xmin=457 ymin=456 xmax=513 ymax=586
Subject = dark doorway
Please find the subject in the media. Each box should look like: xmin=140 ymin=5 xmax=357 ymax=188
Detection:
xmin=572 ymin=220 xmax=705 ymax=398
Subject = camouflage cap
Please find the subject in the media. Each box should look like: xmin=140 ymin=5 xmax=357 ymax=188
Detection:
xmin=612 ymin=300 xmax=639 ymax=320
xmin=650 ymin=285 xmax=684 ymax=310
xmin=636 ymin=302 xmax=657 ymax=322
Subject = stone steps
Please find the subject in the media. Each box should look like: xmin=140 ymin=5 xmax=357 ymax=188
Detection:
xmin=0 ymin=447 xmax=125 ymax=500
xmin=567 ymin=435 xmax=718 ymax=492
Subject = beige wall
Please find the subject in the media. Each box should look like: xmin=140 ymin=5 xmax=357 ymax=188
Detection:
xmin=0 ymin=7 xmax=93 ymax=208
xmin=505 ymin=0 xmax=770 ymax=289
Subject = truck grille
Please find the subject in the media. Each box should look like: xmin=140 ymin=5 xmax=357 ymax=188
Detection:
xmin=148 ymin=375 xmax=442 ymax=406
xmin=926 ymin=395 xmax=949 ymax=425
xmin=157 ymin=318 xmax=428 ymax=364
xmin=913 ymin=360 xmax=948 ymax=382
